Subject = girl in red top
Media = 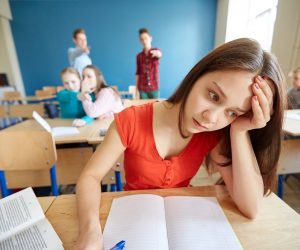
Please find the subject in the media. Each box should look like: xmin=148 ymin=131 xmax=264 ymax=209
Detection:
xmin=74 ymin=38 xmax=286 ymax=249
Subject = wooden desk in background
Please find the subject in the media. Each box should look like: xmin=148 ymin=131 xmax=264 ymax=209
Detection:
xmin=0 ymin=95 xmax=56 ymax=103
xmin=43 ymin=185 xmax=300 ymax=250
xmin=283 ymin=109 xmax=300 ymax=136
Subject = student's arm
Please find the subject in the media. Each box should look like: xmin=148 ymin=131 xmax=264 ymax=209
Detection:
xmin=209 ymin=76 xmax=273 ymax=219
xmin=150 ymin=49 xmax=162 ymax=59
xmin=74 ymin=121 xmax=125 ymax=250
xmin=68 ymin=47 xmax=85 ymax=66
xmin=72 ymin=116 xmax=94 ymax=127
xmin=81 ymin=89 xmax=119 ymax=118
xmin=209 ymin=133 xmax=263 ymax=220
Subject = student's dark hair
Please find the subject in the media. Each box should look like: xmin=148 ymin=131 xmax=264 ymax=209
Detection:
xmin=73 ymin=28 xmax=86 ymax=39
xmin=139 ymin=28 xmax=150 ymax=36
xmin=167 ymin=38 xmax=286 ymax=195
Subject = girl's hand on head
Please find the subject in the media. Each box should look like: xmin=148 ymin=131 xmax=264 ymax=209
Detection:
xmin=73 ymin=119 xmax=87 ymax=127
xmin=231 ymin=76 xmax=274 ymax=133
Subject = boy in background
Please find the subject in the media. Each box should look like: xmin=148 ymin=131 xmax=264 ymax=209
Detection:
xmin=288 ymin=67 xmax=300 ymax=109
xmin=136 ymin=28 xmax=162 ymax=99
xmin=68 ymin=28 xmax=92 ymax=76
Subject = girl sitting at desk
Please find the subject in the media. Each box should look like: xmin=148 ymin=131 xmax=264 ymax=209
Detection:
xmin=73 ymin=65 xmax=124 ymax=127
xmin=57 ymin=67 xmax=94 ymax=125
xmin=74 ymin=38 xmax=286 ymax=249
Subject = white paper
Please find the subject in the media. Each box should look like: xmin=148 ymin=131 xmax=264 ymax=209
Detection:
xmin=52 ymin=126 xmax=79 ymax=137
xmin=32 ymin=111 xmax=79 ymax=137
xmin=32 ymin=111 xmax=52 ymax=133
xmin=0 ymin=188 xmax=63 ymax=250
xmin=164 ymin=196 xmax=242 ymax=250
xmin=103 ymin=195 xmax=242 ymax=250
xmin=103 ymin=194 xmax=169 ymax=250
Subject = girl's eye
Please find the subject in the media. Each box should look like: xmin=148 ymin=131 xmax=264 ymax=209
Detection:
xmin=228 ymin=110 xmax=237 ymax=118
xmin=209 ymin=91 xmax=219 ymax=101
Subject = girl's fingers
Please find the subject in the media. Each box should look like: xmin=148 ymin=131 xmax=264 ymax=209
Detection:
xmin=252 ymin=96 xmax=267 ymax=128
xmin=252 ymin=82 xmax=271 ymax=122
xmin=256 ymin=76 xmax=274 ymax=114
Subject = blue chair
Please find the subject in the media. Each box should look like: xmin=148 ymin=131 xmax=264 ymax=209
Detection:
xmin=0 ymin=130 xmax=59 ymax=198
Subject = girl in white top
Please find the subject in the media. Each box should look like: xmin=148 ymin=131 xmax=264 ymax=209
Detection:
xmin=73 ymin=65 xmax=124 ymax=127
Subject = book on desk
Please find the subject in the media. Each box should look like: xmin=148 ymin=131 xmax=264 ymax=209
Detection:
xmin=33 ymin=111 xmax=79 ymax=137
xmin=103 ymin=194 xmax=242 ymax=250
xmin=0 ymin=188 xmax=63 ymax=250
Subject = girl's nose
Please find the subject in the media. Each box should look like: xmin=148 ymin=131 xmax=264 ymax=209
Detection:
xmin=202 ymin=109 xmax=219 ymax=124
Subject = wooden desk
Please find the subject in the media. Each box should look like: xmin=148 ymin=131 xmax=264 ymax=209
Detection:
xmin=45 ymin=186 xmax=300 ymax=250
xmin=87 ymin=117 xmax=113 ymax=144
xmin=0 ymin=95 xmax=56 ymax=102
xmin=38 ymin=196 xmax=55 ymax=213
xmin=1 ymin=118 xmax=112 ymax=145
xmin=283 ymin=109 xmax=300 ymax=136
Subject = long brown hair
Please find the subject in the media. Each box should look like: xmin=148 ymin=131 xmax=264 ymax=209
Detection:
xmin=167 ymin=38 xmax=286 ymax=195
xmin=83 ymin=65 xmax=108 ymax=94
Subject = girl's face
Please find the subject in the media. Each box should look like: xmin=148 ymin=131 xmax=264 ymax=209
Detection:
xmin=292 ymin=72 xmax=300 ymax=88
xmin=183 ymin=70 xmax=255 ymax=134
xmin=81 ymin=68 xmax=97 ymax=93
xmin=61 ymin=72 xmax=80 ymax=91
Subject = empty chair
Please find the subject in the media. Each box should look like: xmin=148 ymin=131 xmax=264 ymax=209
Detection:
xmin=0 ymin=130 xmax=59 ymax=197
xmin=43 ymin=86 xmax=57 ymax=95
xmin=9 ymin=103 xmax=45 ymax=119
xmin=128 ymin=85 xmax=137 ymax=99
xmin=3 ymin=91 xmax=21 ymax=100
xmin=35 ymin=89 xmax=53 ymax=97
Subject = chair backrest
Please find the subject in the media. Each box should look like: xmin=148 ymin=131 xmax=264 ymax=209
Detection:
xmin=35 ymin=89 xmax=52 ymax=97
xmin=123 ymin=99 xmax=158 ymax=108
xmin=278 ymin=139 xmax=300 ymax=174
xmin=9 ymin=104 xmax=45 ymax=118
xmin=128 ymin=85 xmax=137 ymax=99
xmin=0 ymin=106 xmax=6 ymax=117
xmin=0 ymin=130 xmax=58 ymax=197
xmin=3 ymin=91 xmax=21 ymax=100
xmin=0 ymin=131 xmax=57 ymax=171
xmin=43 ymin=86 xmax=57 ymax=95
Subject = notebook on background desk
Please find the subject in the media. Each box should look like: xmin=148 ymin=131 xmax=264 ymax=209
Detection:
xmin=103 ymin=194 xmax=242 ymax=250
xmin=33 ymin=111 xmax=79 ymax=137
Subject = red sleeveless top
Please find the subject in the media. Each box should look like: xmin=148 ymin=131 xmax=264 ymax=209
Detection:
xmin=114 ymin=102 xmax=221 ymax=190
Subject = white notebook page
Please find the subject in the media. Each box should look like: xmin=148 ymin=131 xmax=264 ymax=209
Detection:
xmin=103 ymin=194 xmax=169 ymax=250
xmin=164 ymin=196 xmax=242 ymax=250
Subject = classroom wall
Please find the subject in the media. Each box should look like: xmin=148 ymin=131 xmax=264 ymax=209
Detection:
xmin=0 ymin=0 xmax=25 ymax=95
xmin=272 ymin=0 xmax=300 ymax=85
xmin=9 ymin=0 xmax=217 ymax=97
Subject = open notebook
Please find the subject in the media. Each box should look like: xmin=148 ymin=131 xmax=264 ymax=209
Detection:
xmin=0 ymin=188 xmax=63 ymax=250
xmin=103 ymin=194 xmax=242 ymax=250
xmin=32 ymin=111 xmax=79 ymax=137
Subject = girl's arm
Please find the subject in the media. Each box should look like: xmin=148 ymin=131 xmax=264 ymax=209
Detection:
xmin=82 ymin=89 xmax=119 ymax=118
xmin=210 ymin=76 xmax=274 ymax=219
xmin=74 ymin=121 xmax=125 ymax=249
xmin=210 ymin=132 xmax=263 ymax=220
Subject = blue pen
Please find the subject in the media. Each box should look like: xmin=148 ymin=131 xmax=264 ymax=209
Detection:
xmin=109 ymin=240 xmax=126 ymax=250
